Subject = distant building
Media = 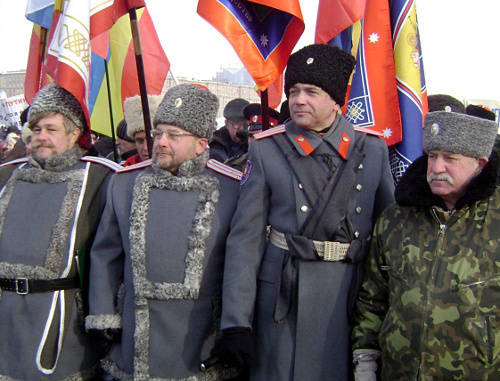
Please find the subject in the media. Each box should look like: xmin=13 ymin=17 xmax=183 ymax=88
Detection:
xmin=0 ymin=71 xmax=25 ymax=97
xmin=163 ymin=76 xmax=260 ymax=119
xmin=212 ymin=66 xmax=255 ymax=87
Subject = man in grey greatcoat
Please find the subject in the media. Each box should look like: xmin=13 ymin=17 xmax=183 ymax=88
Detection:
xmin=86 ymin=84 xmax=243 ymax=380
xmin=210 ymin=44 xmax=395 ymax=380
xmin=0 ymin=83 xmax=121 ymax=380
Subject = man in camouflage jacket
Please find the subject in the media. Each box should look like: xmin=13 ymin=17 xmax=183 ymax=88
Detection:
xmin=352 ymin=111 xmax=500 ymax=380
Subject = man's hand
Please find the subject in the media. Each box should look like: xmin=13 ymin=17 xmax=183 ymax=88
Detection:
xmin=209 ymin=327 xmax=256 ymax=369
xmin=353 ymin=348 xmax=380 ymax=381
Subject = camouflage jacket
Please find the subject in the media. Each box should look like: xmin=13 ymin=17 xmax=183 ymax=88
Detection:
xmin=352 ymin=153 xmax=500 ymax=381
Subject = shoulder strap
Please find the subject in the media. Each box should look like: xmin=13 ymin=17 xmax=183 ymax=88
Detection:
xmin=206 ymin=159 xmax=243 ymax=181
xmin=81 ymin=156 xmax=122 ymax=171
xmin=117 ymin=159 xmax=152 ymax=173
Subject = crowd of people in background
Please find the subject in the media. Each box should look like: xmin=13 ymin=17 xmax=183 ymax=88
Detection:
xmin=0 ymin=43 xmax=498 ymax=381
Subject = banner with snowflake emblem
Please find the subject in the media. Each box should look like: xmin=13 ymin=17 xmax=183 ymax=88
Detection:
xmin=342 ymin=0 xmax=402 ymax=146
xmin=197 ymin=0 xmax=304 ymax=91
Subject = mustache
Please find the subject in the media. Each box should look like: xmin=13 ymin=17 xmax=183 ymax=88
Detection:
xmin=427 ymin=172 xmax=455 ymax=185
xmin=155 ymin=148 xmax=171 ymax=155
xmin=32 ymin=142 xmax=54 ymax=149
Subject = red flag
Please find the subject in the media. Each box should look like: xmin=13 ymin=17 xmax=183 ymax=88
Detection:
xmin=89 ymin=0 xmax=145 ymax=39
xmin=342 ymin=0 xmax=402 ymax=146
xmin=25 ymin=24 xmax=48 ymax=104
xmin=315 ymin=0 xmax=366 ymax=44
xmin=198 ymin=0 xmax=304 ymax=91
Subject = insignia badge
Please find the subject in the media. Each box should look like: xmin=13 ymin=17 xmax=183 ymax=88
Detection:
xmin=175 ymin=98 xmax=182 ymax=108
xmin=430 ymin=123 xmax=440 ymax=135
xmin=240 ymin=160 xmax=252 ymax=185
xmin=444 ymin=105 xmax=452 ymax=112
xmin=306 ymin=57 xmax=314 ymax=64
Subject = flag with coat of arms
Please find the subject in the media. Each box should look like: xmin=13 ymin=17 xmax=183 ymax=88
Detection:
xmin=315 ymin=0 xmax=427 ymax=183
xmin=25 ymin=0 xmax=168 ymax=145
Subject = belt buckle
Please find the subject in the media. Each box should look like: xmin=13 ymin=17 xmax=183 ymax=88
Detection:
xmin=323 ymin=242 xmax=340 ymax=261
xmin=15 ymin=278 xmax=29 ymax=295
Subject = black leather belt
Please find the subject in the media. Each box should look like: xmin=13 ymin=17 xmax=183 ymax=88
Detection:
xmin=0 ymin=277 xmax=80 ymax=295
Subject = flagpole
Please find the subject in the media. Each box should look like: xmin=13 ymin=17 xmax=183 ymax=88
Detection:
xmin=128 ymin=7 xmax=153 ymax=157
xmin=169 ymin=69 xmax=180 ymax=86
xmin=261 ymin=89 xmax=270 ymax=131
xmin=104 ymin=59 xmax=119 ymax=162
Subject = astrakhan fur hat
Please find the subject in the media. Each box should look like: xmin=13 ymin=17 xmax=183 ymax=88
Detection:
xmin=284 ymin=44 xmax=355 ymax=106
xmin=424 ymin=111 xmax=498 ymax=158
xmin=153 ymin=84 xmax=219 ymax=140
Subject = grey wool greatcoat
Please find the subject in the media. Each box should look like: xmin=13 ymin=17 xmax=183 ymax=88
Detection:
xmin=86 ymin=151 xmax=241 ymax=380
xmin=0 ymin=146 xmax=120 ymax=380
xmin=221 ymin=115 xmax=395 ymax=381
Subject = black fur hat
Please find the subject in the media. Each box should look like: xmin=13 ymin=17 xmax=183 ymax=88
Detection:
xmin=284 ymin=44 xmax=355 ymax=106
xmin=427 ymin=94 xmax=465 ymax=113
xmin=465 ymin=104 xmax=496 ymax=121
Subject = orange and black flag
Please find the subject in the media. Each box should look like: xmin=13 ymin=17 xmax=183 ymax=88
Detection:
xmin=197 ymin=0 xmax=305 ymax=92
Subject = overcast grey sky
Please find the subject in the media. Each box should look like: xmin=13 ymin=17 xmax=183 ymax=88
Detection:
xmin=0 ymin=0 xmax=499 ymax=100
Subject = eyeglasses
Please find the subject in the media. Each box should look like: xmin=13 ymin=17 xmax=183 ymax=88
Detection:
xmin=227 ymin=121 xmax=250 ymax=130
xmin=150 ymin=129 xmax=194 ymax=141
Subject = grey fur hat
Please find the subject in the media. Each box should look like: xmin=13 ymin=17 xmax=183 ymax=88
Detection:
xmin=424 ymin=111 xmax=498 ymax=158
xmin=284 ymin=44 xmax=355 ymax=106
xmin=28 ymin=83 xmax=85 ymax=131
xmin=153 ymin=84 xmax=219 ymax=140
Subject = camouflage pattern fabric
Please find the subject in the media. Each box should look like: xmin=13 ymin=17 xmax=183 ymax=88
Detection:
xmin=352 ymin=186 xmax=500 ymax=380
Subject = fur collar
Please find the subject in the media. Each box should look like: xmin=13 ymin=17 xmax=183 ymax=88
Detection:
xmin=395 ymin=152 xmax=499 ymax=210
xmin=30 ymin=145 xmax=82 ymax=171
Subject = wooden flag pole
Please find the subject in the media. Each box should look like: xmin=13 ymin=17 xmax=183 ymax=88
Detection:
xmin=128 ymin=7 xmax=153 ymax=158
xmin=103 ymin=59 xmax=119 ymax=162
xmin=261 ymin=89 xmax=270 ymax=131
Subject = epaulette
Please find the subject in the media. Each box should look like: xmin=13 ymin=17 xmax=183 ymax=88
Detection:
xmin=353 ymin=126 xmax=384 ymax=137
xmin=206 ymin=159 xmax=242 ymax=181
xmin=81 ymin=156 xmax=123 ymax=171
xmin=0 ymin=157 xmax=29 ymax=168
xmin=254 ymin=125 xmax=286 ymax=140
xmin=117 ymin=159 xmax=152 ymax=173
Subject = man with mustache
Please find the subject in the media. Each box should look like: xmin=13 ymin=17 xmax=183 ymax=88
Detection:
xmin=352 ymin=111 xmax=500 ymax=380
xmin=86 ymin=84 xmax=242 ymax=380
xmin=212 ymin=44 xmax=395 ymax=381
xmin=0 ymin=83 xmax=121 ymax=380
